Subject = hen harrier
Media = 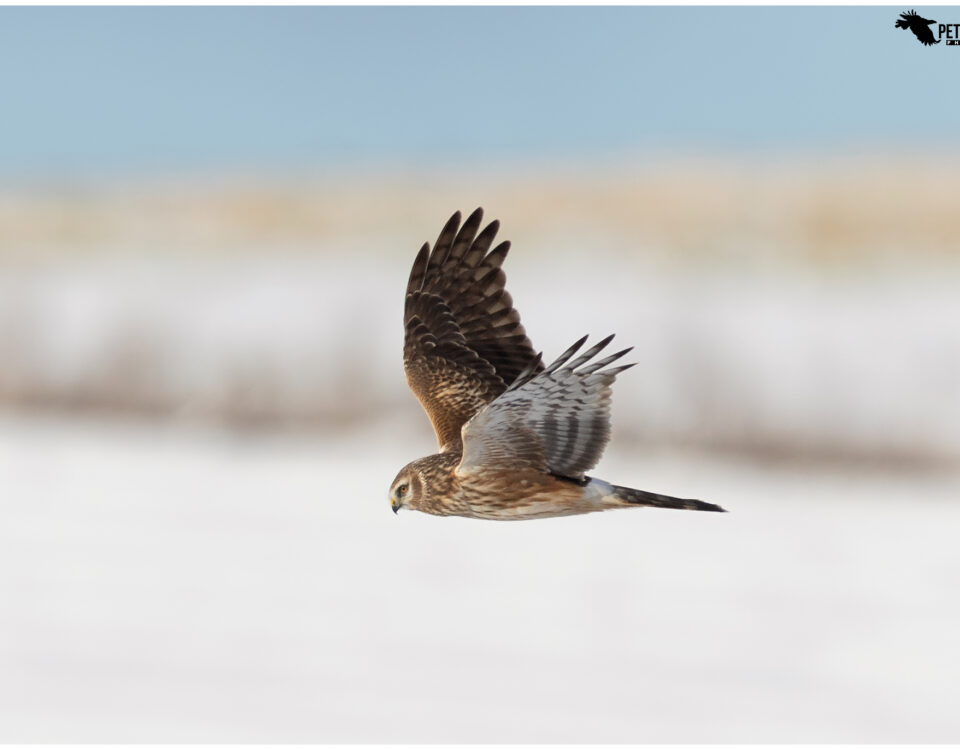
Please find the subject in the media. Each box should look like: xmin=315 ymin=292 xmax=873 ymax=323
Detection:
xmin=389 ymin=209 xmax=725 ymax=520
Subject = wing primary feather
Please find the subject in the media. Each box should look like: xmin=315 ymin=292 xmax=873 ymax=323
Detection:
xmin=428 ymin=211 xmax=462 ymax=273
xmin=544 ymin=335 xmax=589 ymax=374
xmin=602 ymin=363 xmax=637 ymax=377
xmin=447 ymin=208 xmax=484 ymax=263
xmin=481 ymin=240 xmax=511 ymax=271
xmin=406 ymin=243 xmax=430 ymax=294
xmin=462 ymin=228 xmax=497 ymax=268
xmin=472 ymin=265 xmax=507 ymax=296
xmin=565 ymin=334 xmax=615 ymax=370
xmin=579 ymin=346 xmax=634 ymax=375
xmin=509 ymin=352 xmax=544 ymax=389
xmin=466 ymin=220 xmax=500 ymax=263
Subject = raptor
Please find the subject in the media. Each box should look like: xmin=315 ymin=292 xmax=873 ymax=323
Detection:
xmin=389 ymin=209 xmax=726 ymax=520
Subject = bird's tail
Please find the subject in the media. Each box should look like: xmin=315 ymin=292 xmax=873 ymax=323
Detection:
xmin=612 ymin=484 xmax=726 ymax=513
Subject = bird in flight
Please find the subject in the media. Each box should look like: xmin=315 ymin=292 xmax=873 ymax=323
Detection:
xmin=895 ymin=10 xmax=940 ymax=45
xmin=389 ymin=208 xmax=726 ymax=520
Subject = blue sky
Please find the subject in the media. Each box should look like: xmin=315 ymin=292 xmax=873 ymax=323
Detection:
xmin=1 ymin=6 xmax=958 ymax=179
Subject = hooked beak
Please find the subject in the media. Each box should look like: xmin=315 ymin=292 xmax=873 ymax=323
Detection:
xmin=392 ymin=500 xmax=400 ymax=515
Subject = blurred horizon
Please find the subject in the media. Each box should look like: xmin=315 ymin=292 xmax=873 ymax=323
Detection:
xmin=3 ymin=156 xmax=960 ymax=469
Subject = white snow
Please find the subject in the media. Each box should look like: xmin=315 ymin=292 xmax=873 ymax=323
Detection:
xmin=3 ymin=186 xmax=960 ymax=740
xmin=1 ymin=413 xmax=958 ymax=742
xmin=2 ymin=249 xmax=960 ymax=462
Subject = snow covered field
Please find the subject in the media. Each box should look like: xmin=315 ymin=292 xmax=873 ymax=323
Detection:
xmin=1 ymin=413 xmax=958 ymax=742
xmin=3 ymin=247 xmax=960 ymax=463
xmin=2 ymin=171 xmax=959 ymax=740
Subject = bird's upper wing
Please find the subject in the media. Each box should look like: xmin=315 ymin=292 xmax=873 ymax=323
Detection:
xmin=457 ymin=335 xmax=633 ymax=480
xmin=404 ymin=208 xmax=541 ymax=452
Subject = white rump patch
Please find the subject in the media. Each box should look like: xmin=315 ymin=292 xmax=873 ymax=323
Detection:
xmin=583 ymin=478 xmax=615 ymax=508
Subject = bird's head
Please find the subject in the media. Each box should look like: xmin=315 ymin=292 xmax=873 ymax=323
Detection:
xmin=388 ymin=463 xmax=425 ymax=515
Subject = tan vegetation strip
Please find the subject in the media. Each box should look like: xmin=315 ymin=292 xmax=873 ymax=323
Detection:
xmin=2 ymin=155 xmax=958 ymax=261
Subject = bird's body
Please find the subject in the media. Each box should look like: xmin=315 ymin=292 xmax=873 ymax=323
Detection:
xmin=398 ymin=451 xmax=596 ymax=520
xmin=389 ymin=208 xmax=726 ymax=520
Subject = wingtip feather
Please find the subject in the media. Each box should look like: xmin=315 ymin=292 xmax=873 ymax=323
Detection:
xmin=545 ymin=335 xmax=589 ymax=374
xmin=465 ymin=206 xmax=484 ymax=226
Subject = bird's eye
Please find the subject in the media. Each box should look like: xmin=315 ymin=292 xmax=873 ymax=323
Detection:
xmin=397 ymin=484 xmax=408 ymax=497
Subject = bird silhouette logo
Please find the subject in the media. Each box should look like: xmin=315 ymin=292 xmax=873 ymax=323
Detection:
xmin=895 ymin=9 xmax=940 ymax=45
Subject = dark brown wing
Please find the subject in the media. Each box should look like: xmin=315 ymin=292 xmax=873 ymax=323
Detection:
xmin=403 ymin=208 xmax=542 ymax=452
